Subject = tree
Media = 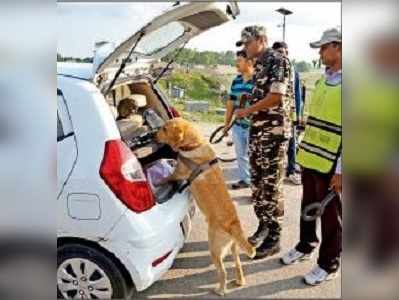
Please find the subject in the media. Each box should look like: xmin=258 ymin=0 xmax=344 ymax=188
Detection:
xmin=161 ymin=48 xmax=237 ymax=66
xmin=82 ymin=57 xmax=93 ymax=63
xmin=294 ymin=61 xmax=311 ymax=73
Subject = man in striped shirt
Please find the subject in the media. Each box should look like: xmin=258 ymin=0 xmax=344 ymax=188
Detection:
xmin=223 ymin=50 xmax=255 ymax=189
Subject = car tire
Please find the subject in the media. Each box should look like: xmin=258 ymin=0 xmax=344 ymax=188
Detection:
xmin=57 ymin=243 xmax=130 ymax=299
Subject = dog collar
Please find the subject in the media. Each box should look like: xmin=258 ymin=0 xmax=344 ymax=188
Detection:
xmin=178 ymin=144 xmax=200 ymax=152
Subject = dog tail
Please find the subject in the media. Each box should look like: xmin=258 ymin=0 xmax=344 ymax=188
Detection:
xmin=229 ymin=222 xmax=256 ymax=258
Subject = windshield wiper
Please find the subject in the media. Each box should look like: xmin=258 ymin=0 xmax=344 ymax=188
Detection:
xmin=153 ymin=39 xmax=189 ymax=84
xmin=105 ymin=29 xmax=146 ymax=95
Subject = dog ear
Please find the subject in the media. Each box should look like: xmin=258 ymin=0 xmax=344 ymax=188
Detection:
xmin=174 ymin=125 xmax=185 ymax=146
xmin=170 ymin=122 xmax=184 ymax=147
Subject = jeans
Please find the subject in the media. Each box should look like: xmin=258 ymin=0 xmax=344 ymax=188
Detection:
xmin=232 ymin=124 xmax=250 ymax=184
xmin=286 ymin=126 xmax=297 ymax=176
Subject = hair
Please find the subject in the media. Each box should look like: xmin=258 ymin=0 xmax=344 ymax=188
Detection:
xmin=272 ymin=41 xmax=288 ymax=50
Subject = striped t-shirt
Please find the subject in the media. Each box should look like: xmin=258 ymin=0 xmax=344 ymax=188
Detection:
xmin=228 ymin=74 xmax=254 ymax=127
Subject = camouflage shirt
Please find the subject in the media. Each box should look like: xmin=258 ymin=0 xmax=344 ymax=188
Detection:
xmin=250 ymin=48 xmax=293 ymax=140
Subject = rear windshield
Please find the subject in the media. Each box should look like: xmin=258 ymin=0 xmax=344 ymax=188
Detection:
xmin=135 ymin=21 xmax=185 ymax=55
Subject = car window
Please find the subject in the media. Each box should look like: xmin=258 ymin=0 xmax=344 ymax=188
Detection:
xmin=57 ymin=90 xmax=74 ymax=142
xmin=57 ymin=113 xmax=64 ymax=140
xmin=135 ymin=21 xmax=185 ymax=55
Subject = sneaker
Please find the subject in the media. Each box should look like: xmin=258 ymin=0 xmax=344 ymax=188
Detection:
xmin=281 ymin=248 xmax=313 ymax=265
xmin=304 ymin=265 xmax=339 ymax=286
xmin=248 ymin=222 xmax=269 ymax=247
xmin=287 ymin=173 xmax=301 ymax=185
xmin=231 ymin=180 xmax=250 ymax=189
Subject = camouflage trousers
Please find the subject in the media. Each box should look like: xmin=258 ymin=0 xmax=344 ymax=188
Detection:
xmin=249 ymin=127 xmax=288 ymax=242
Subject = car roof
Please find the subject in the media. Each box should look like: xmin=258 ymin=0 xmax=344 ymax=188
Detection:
xmin=57 ymin=62 xmax=94 ymax=80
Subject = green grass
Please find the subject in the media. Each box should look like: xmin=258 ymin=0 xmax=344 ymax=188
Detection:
xmin=157 ymin=68 xmax=324 ymax=124
xmin=158 ymin=69 xmax=231 ymax=123
xmin=158 ymin=69 xmax=235 ymax=108
xmin=171 ymin=101 xmax=224 ymax=124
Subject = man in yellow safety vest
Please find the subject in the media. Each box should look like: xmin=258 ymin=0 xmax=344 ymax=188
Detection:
xmin=280 ymin=28 xmax=342 ymax=286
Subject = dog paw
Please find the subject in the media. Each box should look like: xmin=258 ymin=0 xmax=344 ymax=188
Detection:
xmin=249 ymin=247 xmax=256 ymax=258
xmin=213 ymin=287 xmax=227 ymax=296
xmin=234 ymin=278 xmax=246 ymax=286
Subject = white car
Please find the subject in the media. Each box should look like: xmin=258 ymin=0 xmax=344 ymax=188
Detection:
xmin=57 ymin=2 xmax=239 ymax=299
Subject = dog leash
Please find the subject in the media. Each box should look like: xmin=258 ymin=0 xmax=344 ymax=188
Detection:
xmin=209 ymin=94 xmax=244 ymax=145
xmin=301 ymin=189 xmax=340 ymax=222
xmin=208 ymin=121 xmax=237 ymax=163
xmin=209 ymin=94 xmax=252 ymax=162
xmin=209 ymin=121 xmax=234 ymax=144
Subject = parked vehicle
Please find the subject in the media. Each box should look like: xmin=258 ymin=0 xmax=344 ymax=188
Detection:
xmin=57 ymin=2 xmax=239 ymax=299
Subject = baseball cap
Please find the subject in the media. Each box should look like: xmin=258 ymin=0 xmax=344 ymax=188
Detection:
xmin=310 ymin=28 xmax=341 ymax=48
xmin=236 ymin=25 xmax=267 ymax=47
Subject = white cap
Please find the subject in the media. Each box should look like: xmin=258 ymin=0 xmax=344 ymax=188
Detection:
xmin=310 ymin=28 xmax=341 ymax=48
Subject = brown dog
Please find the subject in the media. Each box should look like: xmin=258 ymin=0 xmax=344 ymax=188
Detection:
xmin=156 ymin=118 xmax=256 ymax=296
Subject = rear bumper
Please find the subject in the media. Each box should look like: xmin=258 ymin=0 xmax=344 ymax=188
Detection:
xmin=102 ymin=190 xmax=195 ymax=291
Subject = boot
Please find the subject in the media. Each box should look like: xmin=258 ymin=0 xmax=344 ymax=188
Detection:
xmin=254 ymin=238 xmax=281 ymax=260
xmin=248 ymin=222 xmax=269 ymax=248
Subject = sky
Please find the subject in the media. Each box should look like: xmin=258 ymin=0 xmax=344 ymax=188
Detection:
xmin=57 ymin=2 xmax=341 ymax=63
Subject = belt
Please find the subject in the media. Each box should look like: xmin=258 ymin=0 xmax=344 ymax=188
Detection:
xmin=251 ymin=111 xmax=269 ymax=122
xmin=234 ymin=121 xmax=249 ymax=129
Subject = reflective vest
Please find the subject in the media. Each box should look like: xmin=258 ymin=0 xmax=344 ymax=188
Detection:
xmin=297 ymin=76 xmax=341 ymax=173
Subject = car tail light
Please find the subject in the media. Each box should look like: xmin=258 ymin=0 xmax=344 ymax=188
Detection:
xmin=152 ymin=250 xmax=172 ymax=267
xmin=100 ymin=139 xmax=155 ymax=213
xmin=170 ymin=106 xmax=180 ymax=118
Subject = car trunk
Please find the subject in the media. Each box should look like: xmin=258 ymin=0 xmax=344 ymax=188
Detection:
xmin=104 ymin=78 xmax=180 ymax=203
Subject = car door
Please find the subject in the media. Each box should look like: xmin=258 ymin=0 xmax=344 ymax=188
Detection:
xmin=57 ymin=89 xmax=78 ymax=198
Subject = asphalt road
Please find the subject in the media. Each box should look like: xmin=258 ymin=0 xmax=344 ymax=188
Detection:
xmin=135 ymin=123 xmax=341 ymax=299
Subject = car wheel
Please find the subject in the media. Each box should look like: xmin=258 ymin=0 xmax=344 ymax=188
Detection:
xmin=57 ymin=244 xmax=129 ymax=299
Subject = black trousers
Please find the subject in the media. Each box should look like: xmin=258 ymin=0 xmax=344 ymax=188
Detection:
xmin=295 ymin=168 xmax=342 ymax=273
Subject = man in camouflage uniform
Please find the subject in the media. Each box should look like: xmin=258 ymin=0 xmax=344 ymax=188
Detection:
xmin=235 ymin=25 xmax=293 ymax=259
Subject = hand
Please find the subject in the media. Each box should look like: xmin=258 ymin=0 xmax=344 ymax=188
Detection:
xmin=240 ymin=93 xmax=251 ymax=102
xmin=235 ymin=109 xmax=249 ymax=119
xmin=222 ymin=126 xmax=229 ymax=137
xmin=330 ymin=174 xmax=342 ymax=194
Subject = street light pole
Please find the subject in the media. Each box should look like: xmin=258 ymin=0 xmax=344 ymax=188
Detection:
xmin=283 ymin=14 xmax=286 ymax=41
xmin=276 ymin=7 xmax=293 ymax=42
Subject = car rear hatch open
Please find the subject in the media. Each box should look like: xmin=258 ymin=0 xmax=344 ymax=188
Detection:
xmin=94 ymin=1 xmax=239 ymax=90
